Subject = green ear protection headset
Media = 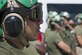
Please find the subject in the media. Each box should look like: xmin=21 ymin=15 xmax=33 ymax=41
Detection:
xmin=0 ymin=0 xmax=43 ymax=37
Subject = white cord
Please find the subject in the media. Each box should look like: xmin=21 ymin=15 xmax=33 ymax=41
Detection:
xmin=10 ymin=0 xmax=14 ymax=11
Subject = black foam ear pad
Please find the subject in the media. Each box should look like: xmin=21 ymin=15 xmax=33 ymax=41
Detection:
xmin=4 ymin=16 xmax=22 ymax=37
xmin=3 ymin=13 xmax=24 ymax=37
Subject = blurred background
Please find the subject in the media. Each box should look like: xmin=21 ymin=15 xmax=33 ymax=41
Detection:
xmin=38 ymin=0 xmax=82 ymax=33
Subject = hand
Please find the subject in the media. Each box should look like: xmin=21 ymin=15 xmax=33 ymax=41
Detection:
xmin=35 ymin=43 xmax=47 ymax=55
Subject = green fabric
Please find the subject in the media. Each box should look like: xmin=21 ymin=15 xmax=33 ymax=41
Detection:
xmin=65 ymin=30 xmax=76 ymax=52
xmin=45 ymin=30 xmax=63 ymax=55
xmin=23 ymin=41 xmax=40 ymax=55
xmin=45 ymin=28 xmax=51 ymax=39
xmin=0 ymin=0 xmax=7 ymax=9
xmin=17 ymin=0 xmax=37 ymax=8
xmin=74 ymin=25 xmax=82 ymax=46
xmin=0 ymin=39 xmax=26 ymax=55
xmin=75 ymin=25 xmax=82 ymax=35
xmin=0 ymin=28 xmax=3 ymax=37
xmin=59 ymin=29 xmax=76 ymax=52
xmin=58 ymin=29 xmax=70 ymax=46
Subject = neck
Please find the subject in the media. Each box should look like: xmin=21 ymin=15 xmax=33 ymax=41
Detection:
xmin=5 ymin=37 xmax=24 ymax=49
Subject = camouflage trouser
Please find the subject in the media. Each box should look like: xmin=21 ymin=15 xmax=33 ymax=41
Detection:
xmin=76 ymin=46 xmax=82 ymax=55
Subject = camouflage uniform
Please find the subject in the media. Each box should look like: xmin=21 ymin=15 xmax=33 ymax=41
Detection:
xmin=62 ymin=29 xmax=76 ymax=52
xmin=23 ymin=41 xmax=40 ymax=55
xmin=45 ymin=30 xmax=63 ymax=55
xmin=0 ymin=39 xmax=26 ymax=55
xmin=74 ymin=25 xmax=82 ymax=55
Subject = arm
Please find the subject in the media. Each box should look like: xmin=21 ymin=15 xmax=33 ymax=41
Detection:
xmin=58 ymin=41 xmax=71 ymax=53
xmin=53 ymin=32 xmax=77 ymax=55
xmin=57 ymin=41 xmax=77 ymax=55
xmin=76 ymin=34 xmax=82 ymax=47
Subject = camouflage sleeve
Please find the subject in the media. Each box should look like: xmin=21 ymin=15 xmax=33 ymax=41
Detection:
xmin=54 ymin=33 xmax=62 ymax=44
xmin=0 ymin=51 xmax=7 ymax=55
xmin=75 ymin=27 xmax=82 ymax=35
xmin=51 ymin=31 xmax=63 ymax=44
xmin=0 ymin=48 xmax=10 ymax=55
xmin=0 ymin=53 xmax=6 ymax=55
xmin=0 ymin=46 xmax=14 ymax=55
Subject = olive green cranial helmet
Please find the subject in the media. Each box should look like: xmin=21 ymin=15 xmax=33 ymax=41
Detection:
xmin=76 ymin=13 xmax=82 ymax=24
xmin=48 ymin=11 xmax=58 ymax=19
xmin=0 ymin=27 xmax=3 ymax=37
xmin=48 ymin=11 xmax=53 ymax=18
xmin=46 ymin=11 xmax=58 ymax=23
xmin=60 ymin=11 xmax=70 ymax=18
xmin=51 ymin=15 xmax=63 ymax=24
xmin=0 ymin=0 xmax=43 ymax=21
xmin=0 ymin=0 xmax=37 ymax=9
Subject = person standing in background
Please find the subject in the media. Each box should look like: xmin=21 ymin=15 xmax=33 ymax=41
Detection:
xmin=74 ymin=13 xmax=82 ymax=55
xmin=45 ymin=12 xmax=76 ymax=55
xmin=60 ymin=11 xmax=77 ymax=53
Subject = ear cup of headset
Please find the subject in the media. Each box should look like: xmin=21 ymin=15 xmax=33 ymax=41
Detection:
xmin=2 ymin=13 xmax=24 ymax=37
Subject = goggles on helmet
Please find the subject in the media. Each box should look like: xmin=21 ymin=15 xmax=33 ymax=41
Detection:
xmin=0 ymin=3 xmax=43 ymax=22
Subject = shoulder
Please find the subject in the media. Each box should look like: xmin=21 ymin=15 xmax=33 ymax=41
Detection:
xmin=49 ymin=31 xmax=58 ymax=36
xmin=46 ymin=28 xmax=51 ymax=31
xmin=0 ymin=40 xmax=26 ymax=55
xmin=75 ymin=25 xmax=81 ymax=32
xmin=0 ymin=46 xmax=13 ymax=55
xmin=45 ymin=28 xmax=51 ymax=34
xmin=75 ymin=25 xmax=80 ymax=29
xmin=46 ymin=31 xmax=61 ymax=40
